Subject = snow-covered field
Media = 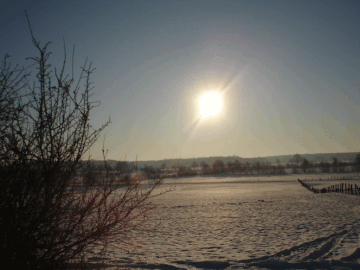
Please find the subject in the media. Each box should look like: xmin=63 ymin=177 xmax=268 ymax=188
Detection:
xmin=88 ymin=174 xmax=360 ymax=269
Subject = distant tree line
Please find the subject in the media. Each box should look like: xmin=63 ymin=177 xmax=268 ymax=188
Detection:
xmin=91 ymin=153 xmax=360 ymax=179
xmin=286 ymin=154 xmax=360 ymax=174
xmin=133 ymin=152 xmax=360 ymax=170
xmin=127 ymin=153 xmax=360 ymax=178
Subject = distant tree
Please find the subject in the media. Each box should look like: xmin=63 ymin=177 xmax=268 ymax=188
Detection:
xmin=289 ymin=154 xmax=302 ymax=173
xmin=292 ymin=154 xmax=303 ymax=167
xmin=263 ymin=161 xmax=271 ymax=174
xmin=277 ymin=164 xmax=285 ymax=174
xmin=177 ymin=165 xmax=187 ymax=176
xmin=200 ymin=161 xmax=209 ymax=174
xmin=301 ymin=158 xmax=309 ymax=173
xmin=276 ymin=158 xmax=281 ymax=166
xmin=275 ymin=159 xmax=285 ymax=174
xmin=107 ymin=164 xmax=113 ymax=171
xmin=227 ymin=161 xmax=234 ymax=174
xmin=338 ymin=161 xmax=347 ymax=173
xmin=141 ymin=165 xmax=158 ymax=179
xmin=82 ymin=162 xmax=102 ymax=186
xmin=269 ymin=162 xmax=276 ymax=174
xmin=177 ymin=164 xmax=196 ymax=177
xmin=161 ymin=162 xmax=167 ymax=171
xmin=116 ymin=161 xmax=129 ymax=174
xmin=191 ymin=161 xmax=199 ymax=170
xmin=244 ymin=162 xmax=252 ymax=174
xmin=254 ymin=161 xmax=261 ymax=174
xmin=332 ymin=157 xmax=339 ymax=173
xmin=355 ymin=154 xmax=360 ymax=172
xmin=320 ymin=161 xmax=331 ymax=173
xmin=307 ymin=161 xmax=316 ymax=173
xmin=233 ymin=159 xmax=242 ymax=174
xmin=291 ymin=165 xmax=299 ymax=174
xmin=212 ymin=159 xmax=225 ymax=174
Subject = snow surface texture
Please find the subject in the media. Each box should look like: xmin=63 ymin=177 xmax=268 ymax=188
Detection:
xmin=83 ymin=174 xmax=360 ymax=270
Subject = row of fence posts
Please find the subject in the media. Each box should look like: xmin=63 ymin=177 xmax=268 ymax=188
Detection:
xmin=303 ymin=174 xmax=360 ymax=181
xmin=298 ymin=179 xmax=360 ymax=195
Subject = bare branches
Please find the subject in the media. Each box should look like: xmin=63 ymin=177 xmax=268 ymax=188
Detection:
xmin=0 ymin=14 xmax=168 ymax=270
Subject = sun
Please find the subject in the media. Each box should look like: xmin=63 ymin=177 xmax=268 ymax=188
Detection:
xmin=199 ymin=91 xmax=223 ymax=118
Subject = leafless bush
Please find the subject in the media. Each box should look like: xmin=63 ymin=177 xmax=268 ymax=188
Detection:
xmin=0 ymin=14 xmax=167 ymax=269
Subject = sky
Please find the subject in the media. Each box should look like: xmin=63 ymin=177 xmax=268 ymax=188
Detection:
xmin=1 ymin=0 xmax=359 ymax=161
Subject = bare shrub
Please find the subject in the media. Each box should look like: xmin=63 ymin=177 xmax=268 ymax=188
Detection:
xmin=0 ymin=14 xmax=167 ymax=269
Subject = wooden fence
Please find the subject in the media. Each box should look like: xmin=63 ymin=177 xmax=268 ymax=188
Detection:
xmin=298 ymin=179 xmax=360 ymax=195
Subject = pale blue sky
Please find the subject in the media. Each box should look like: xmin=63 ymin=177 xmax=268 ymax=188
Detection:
xmin=1 ymin=0 xmax=359 ymax=161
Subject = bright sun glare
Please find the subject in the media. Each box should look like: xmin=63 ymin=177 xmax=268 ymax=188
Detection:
xmin=199 ymin=91 xmax=223 ymax=118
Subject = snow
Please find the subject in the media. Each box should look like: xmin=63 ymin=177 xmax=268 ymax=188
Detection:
xmin=86 ymin=173 xmax=360 ymax=269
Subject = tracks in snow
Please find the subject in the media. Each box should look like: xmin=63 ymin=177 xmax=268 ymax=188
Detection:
xmin=237 ymin=223 xmax=360 ymax=269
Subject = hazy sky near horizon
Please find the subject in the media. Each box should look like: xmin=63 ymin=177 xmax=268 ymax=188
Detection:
xmin=1 ymin=0 xmax=359 ymax=161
